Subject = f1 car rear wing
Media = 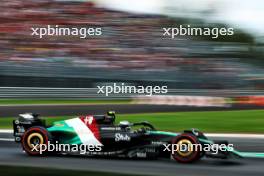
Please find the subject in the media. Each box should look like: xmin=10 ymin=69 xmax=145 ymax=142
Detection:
xmin=13 ymin=113 xmax=45 ymax=142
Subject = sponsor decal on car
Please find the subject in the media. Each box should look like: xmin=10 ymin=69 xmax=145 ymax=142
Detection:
xmin=115 ymin=133 xmax=131 ymax=142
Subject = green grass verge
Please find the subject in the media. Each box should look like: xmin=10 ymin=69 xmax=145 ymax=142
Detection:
xmin=1 ymin=110 xmax=264 ymax=133
xmin=0 ymin=166 xmax=143 ymax=176
xmin=0 ymin=99 xmax=131 ymax=105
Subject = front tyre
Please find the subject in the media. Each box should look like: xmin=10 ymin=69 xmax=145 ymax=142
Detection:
xmin=171 ymin=133 xmax=201 ymax=163
xmin=21 ymin=126 xmax=52 ymax=156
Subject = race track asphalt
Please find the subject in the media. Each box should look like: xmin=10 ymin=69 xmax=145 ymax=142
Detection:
xmin=0 ymin=104 xmax=263 ymax=117
xmin=0 ymin=135 xmax=264 ymax=176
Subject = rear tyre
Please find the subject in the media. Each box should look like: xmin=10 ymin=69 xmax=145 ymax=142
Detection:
xmin=21 ymin=126 xmax=52 ymax=156
xmin=171 ymin=133 xmax=201 ymax=163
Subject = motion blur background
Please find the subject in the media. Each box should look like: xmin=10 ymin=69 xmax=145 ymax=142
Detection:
xmin=0 ymin=0 xmax=263 ymax=96
xmin=1 ymin=2 xmax=264 ymax=176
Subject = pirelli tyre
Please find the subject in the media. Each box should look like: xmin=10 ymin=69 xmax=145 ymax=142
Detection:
xmin=21 ymin=126 xmax=52 ymax=156
xmin=171 ymin=133 xmax=201 ymax=163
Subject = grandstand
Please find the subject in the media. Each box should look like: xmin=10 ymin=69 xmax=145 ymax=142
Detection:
xmin=0 ymin=0 xmax=263 ymax=89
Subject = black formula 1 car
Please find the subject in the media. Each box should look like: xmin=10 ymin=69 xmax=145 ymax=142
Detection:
xmin=13 ymin=111 xmax=264 ymax=163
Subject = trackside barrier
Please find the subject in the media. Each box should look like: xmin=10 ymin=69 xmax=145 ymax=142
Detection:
xmin=133 ymin=95 xmax=230 ymax=107
xmin=235 ymin=96 xmax=264 ymax=106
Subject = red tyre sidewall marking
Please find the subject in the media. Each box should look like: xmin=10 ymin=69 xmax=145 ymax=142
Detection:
xmin=22 ymin=127 xmax=49 ymax=155
xmin=171 ymin=134 xmax=200 ymax=163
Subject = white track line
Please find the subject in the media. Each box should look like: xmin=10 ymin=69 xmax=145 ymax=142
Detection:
xmin=206 ymin=133 xmax=264 ymax=139
xmin=0 ymin=129 xmax=13 ymax=133
xmin=0 ymin=138 xmax=14 ymax=141
xmin=0 ymin=129 xmax=13 ymax=141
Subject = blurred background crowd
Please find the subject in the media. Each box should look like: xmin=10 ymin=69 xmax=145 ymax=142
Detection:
xmin=0 ymin=0 xmax=263 ymax=89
